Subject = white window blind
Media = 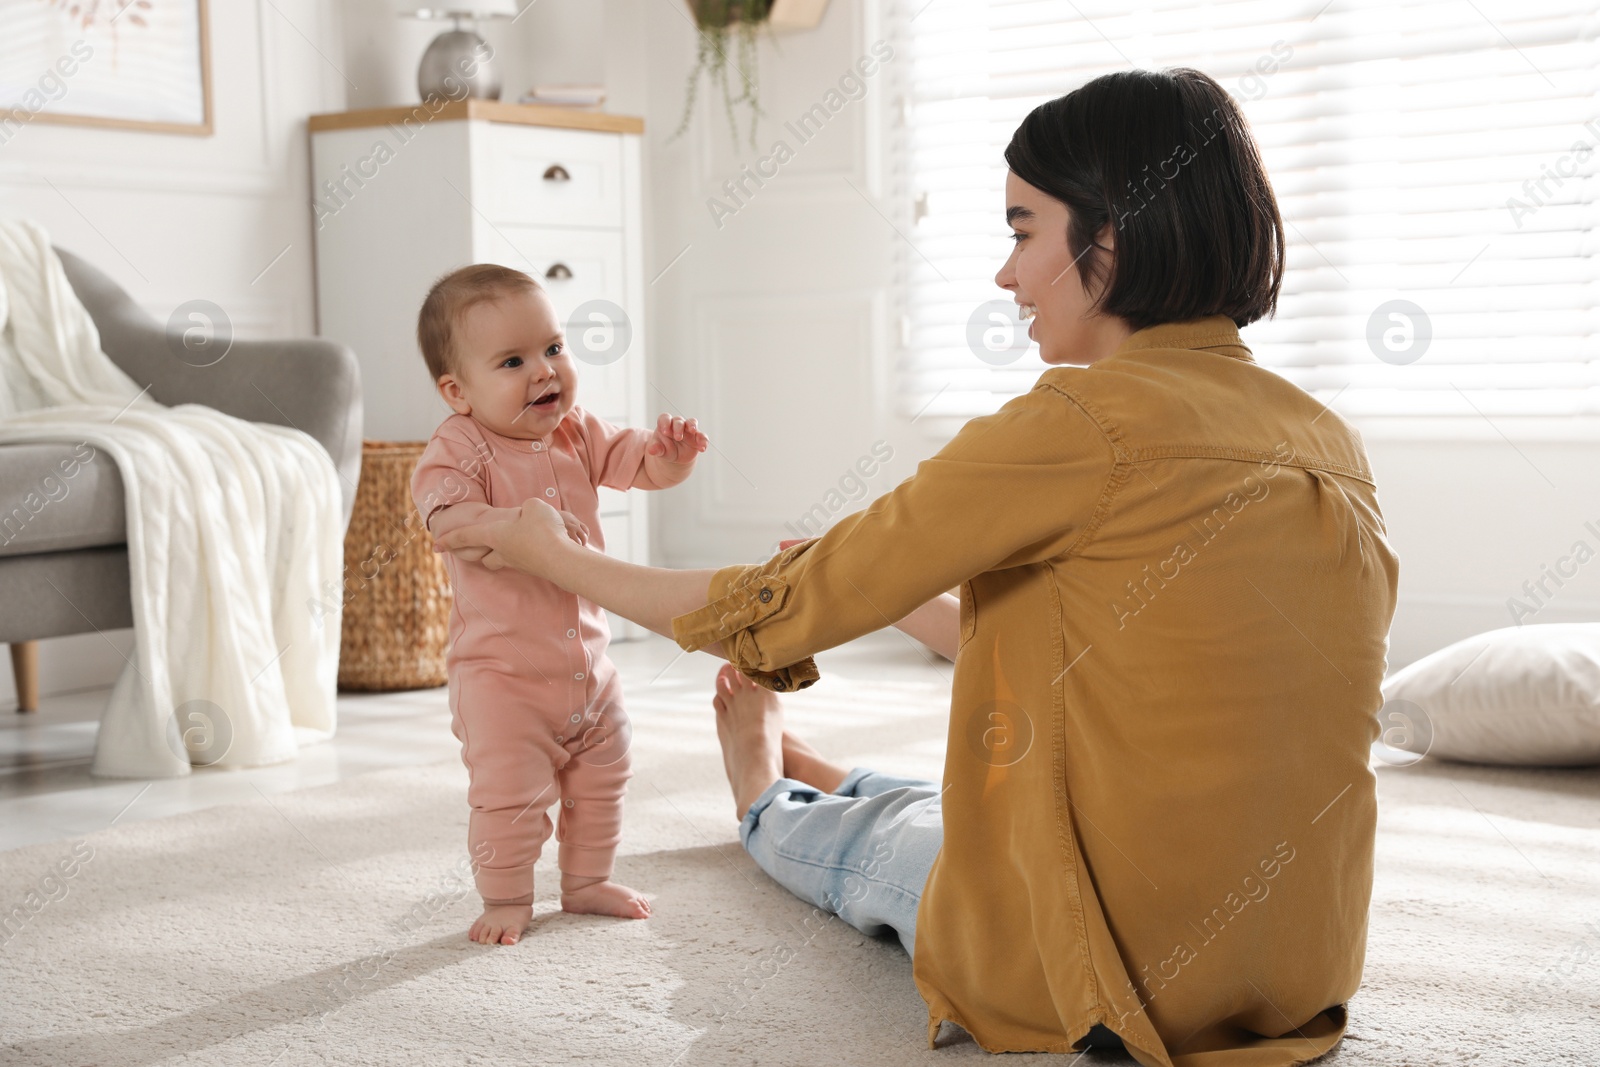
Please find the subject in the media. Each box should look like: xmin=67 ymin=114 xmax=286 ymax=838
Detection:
xmin=893 ymin=0 xmax=1600 ymax=423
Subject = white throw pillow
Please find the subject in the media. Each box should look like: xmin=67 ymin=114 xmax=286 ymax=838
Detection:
xmin=1380 ymin=623 xmax=1600 ymax=766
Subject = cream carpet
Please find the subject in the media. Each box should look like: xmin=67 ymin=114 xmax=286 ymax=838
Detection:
xmin=2 ymin=669 xmax=1597 ymax=1066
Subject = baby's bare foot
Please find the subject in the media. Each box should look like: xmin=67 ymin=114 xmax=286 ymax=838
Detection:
xmin=469 ymin=902 xmax=532 ymax=946
xmin=712 ymin=663 xmax=785 ymax=819
xmin=560 ymin=874 xmax=652 ymax=919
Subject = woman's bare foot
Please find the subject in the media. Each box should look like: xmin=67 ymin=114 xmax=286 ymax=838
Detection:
xmin=469 ymin=902 xmax=532 ymax=946
xmin=560 ymin=873 xmax=651 ymax=919
xmin=712 ymin=663 xmax=785 ymax=819
xmin=781 ymin=732 xmax=852 ymax=793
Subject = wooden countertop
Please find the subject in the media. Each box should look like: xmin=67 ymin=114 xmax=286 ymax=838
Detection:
xmin=309 ymin=100 xmax=643 ymax=135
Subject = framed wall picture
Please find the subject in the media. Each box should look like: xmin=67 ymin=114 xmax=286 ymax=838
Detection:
xmin=0 ymin=0 xmax=213 ymax=136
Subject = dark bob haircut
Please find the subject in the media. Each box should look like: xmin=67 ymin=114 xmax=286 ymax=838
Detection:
xmin=1004 ymin=67 xmax=1284 ymax=330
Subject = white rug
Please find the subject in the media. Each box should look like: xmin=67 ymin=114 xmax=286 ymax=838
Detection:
xmin=2 ymin=670 xmax=1596 ymax=1066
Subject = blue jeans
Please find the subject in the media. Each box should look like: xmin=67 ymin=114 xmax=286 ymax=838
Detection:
xmin=738 ymin=768 xmax=943 ymax=958
xmin=738 ymin=768 xmax=1128 ymax=1052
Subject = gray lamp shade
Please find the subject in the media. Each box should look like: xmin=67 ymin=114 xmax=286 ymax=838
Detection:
xmin=405 ymin=4 xmax=516 ymax=103
xmin=417 ymin=28 xmax=502 ymax=101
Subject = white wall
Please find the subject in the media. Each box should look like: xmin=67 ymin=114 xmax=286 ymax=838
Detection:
xmin=1368 ymin=435 xmax=1600 ymax=667
xmin=621 ymin=0 xmax=1600 ymax=676
xmin=0 ymin=0 xmax=620 ymax=701
xmin=0 ymin=0 xmax=347 ymax=699
xmin=617 ymin=0 xmax=910 ymax=575
xmin=0 ymin=1 xmax=345 ymax=335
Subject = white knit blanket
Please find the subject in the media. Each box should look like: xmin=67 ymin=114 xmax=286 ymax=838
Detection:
xmin=0 ymin=218 xmax=343 ymax=777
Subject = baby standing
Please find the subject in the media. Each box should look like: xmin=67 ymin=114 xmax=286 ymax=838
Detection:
xmin=409 ymin=264 xmax=708 ymax=945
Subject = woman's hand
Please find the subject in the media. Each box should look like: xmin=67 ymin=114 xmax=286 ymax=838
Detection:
xmin=434 ymin=498 xmax=573 ymax=576
xmin=438 ymin=499 xmax=722 ymax=641
xmin=427 ymin=503 xmax=521 ymax=563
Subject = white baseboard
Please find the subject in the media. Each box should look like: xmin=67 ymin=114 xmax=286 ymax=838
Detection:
xmin=1388 ymin=595 xmax=1599 ymax=670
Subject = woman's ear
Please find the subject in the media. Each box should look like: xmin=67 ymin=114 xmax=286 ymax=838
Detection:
xmin=1096 ymin=223 xmax=1123 ymax=301
xmin=437 ymin=373 xmax=472 ymax=416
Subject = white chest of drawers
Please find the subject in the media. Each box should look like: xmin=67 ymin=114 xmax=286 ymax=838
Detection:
xmin=309 ymin=101 xmax=650 ymax=639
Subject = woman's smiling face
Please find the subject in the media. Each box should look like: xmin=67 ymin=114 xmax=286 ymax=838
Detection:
xmin=995 ymin=170 xmax=1132 ymax=366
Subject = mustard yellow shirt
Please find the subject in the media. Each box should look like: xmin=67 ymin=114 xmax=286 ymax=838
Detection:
xmin=672 ymin=315 xmax=1400 ymax=1067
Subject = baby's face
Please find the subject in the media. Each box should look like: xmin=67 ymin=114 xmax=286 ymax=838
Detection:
xmin=437 ymin=287 xmax=577 ymax=439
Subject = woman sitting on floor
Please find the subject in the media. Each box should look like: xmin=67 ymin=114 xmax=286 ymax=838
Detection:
xmin=435 ymin=65 xmax=1400 ymax=1067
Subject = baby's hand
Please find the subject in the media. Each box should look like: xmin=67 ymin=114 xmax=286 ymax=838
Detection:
xmin=558 ymin=509 xmax=590 ymax=546
xmin=645 ymin=414 xmax=709 ymax=465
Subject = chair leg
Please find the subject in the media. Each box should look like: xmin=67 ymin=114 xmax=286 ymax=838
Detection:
xmin=11 ymin=641 xmax=38 ymax=713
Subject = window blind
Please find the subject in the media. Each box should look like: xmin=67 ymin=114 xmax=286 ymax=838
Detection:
xmin=892 ymin=0 xmax=1600 ymax=423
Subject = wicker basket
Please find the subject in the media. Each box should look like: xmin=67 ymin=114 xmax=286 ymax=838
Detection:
xmin=337 ymin=440 xmax=453 ymax=691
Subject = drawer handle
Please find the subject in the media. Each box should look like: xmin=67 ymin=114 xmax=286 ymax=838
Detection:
xmin=545 ymin=262 xmax=573 ymax=280
xmin=543 ymin=164 xmax=571 ymax=182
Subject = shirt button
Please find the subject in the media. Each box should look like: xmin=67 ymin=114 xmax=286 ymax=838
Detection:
xmin=533 ymin=441 xmax=543 ymax=451
xmin=574 ymin=672 xmax=585 ymax=681
xmin=566 ymin=628 xmax=577 ymax=638
xmin=544 ymin=487 xmax=556 ymax=497
xmin=758 ymin=587 xmax=773 ymax=603
xmin=563 ymin=798 xmax=575 ymax=809
xmin=773 ymin=676 xmax=787 ymax=691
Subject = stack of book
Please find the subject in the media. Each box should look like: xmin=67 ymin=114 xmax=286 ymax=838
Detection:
xmin=517 ymin=85 xmax=607 ymax=108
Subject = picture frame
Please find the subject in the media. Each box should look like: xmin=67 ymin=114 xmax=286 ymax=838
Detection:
xmin=0 ymin=0 xmax=213 ymax=137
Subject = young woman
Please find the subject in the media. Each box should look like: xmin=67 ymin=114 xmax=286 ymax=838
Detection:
xmin=435 ymin=67 xmax=1399 ymax=1067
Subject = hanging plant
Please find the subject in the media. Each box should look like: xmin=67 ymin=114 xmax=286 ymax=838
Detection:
xmin=671 ymin=0 xmax=777 ymax=150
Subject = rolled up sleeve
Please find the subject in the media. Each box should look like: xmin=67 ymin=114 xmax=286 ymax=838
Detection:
xmin=670 ymin=381 xmax=1117 ymax=692
xmin=672 ymin=541 xmax=824 ymax=692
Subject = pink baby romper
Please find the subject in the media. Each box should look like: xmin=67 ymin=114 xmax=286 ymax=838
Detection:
xmin=411 ymin=406 xmax=652 ymax=903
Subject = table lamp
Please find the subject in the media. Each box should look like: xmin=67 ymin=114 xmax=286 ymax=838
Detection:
xmin=404 ymin=3 xmax=518 ymax=102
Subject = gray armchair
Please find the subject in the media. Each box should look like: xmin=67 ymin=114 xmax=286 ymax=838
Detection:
xmin=1 ymin=247 xmax=362 ymax=710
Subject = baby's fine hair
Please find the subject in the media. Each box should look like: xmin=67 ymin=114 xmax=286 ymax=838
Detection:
xmin=417 ymin=263 xmax=544 ymax=380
